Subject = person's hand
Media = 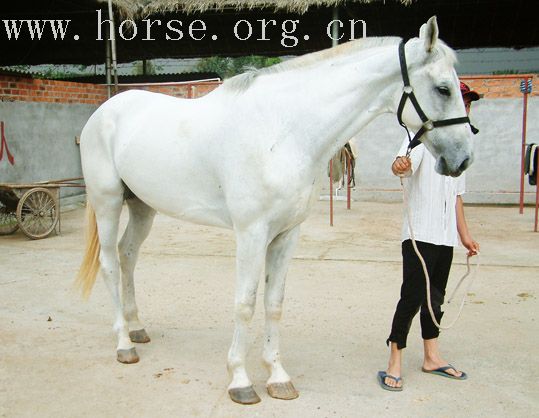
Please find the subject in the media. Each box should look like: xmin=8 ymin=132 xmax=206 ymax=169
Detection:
xmin=462 ymin=236 xmax=480 ymax=257
xmin=392 ymin=156 xmax=412 ymax=177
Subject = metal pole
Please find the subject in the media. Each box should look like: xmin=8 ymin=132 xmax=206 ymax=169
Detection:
xmin=519 ymin=77 xmax=530 ymax=214
xmin=347 ymin=154 xmax=351 ymax=210
xmin=105 ymin=24 xmax=112 ymax=98
xmin=535 ymin=150 xmax=538 ymax=232
xmin=329 ymin=6 xmax=338 ymax=226
xmin=107 ymin=0 xmax=119 ymax=94
xmin=331 ymin=7 xmax=339 ymax=47
xmin=329 ymin=160 xmax=334 ymax=226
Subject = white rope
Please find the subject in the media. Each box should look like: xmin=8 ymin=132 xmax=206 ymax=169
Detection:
xmin=400 ymin=176 xmax=479 ymax=330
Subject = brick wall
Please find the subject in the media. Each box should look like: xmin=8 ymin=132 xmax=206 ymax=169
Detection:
xmin=461 ymin=74 xmax=538 ymax=99
xmin=0 ymin=76 xmax=108 ymax=105
xmin=0 ymin=75 xmax=221 ymax=105
xmin=1 ymin=73 xmax=535 ymax=104
xmin=115 ymin=81 xmax=221 ymax=99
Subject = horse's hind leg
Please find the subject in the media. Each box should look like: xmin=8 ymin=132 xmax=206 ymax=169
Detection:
xmin=118 ymin=197 xmax=156 ymax=344
xmin=263 ymin=225 xmax=300 ymax=400
xmin=92 ymin=190 xmax=139 ymax=363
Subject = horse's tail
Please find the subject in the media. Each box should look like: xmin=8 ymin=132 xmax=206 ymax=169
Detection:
xmin=75 ymin=203 xmax=101 ymax=299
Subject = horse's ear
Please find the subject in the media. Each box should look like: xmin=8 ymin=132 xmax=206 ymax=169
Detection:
xmin=419 ymin=16 xmax=439 ymax=53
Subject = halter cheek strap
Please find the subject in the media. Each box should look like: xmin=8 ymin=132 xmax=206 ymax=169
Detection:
xmin=396 ymin=41 xmax=471 ymax=157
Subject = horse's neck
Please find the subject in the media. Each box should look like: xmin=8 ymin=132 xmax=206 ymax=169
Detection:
xmin=253 ymin=44 xmax=402 ymax=168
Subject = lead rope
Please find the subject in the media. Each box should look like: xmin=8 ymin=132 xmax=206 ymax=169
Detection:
xmin=400 ymin=176 xmax=480 ymax=330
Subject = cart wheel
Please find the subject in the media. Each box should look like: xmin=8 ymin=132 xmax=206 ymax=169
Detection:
xmin=0 ymin=201 xmax=18 ymax=235
xmin=16 ymin=187 xmax=59 ymax=239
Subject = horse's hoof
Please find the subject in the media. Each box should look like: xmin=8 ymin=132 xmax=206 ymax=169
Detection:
xmin=228 ymin=386 xmax=261 ymax=404
xmin=267 ymin=381 xmax=299 ymax=400
xmin=129 ymin=329 xmax=151 ymax=343
xmin=117 ymin=348 xmax=139 ymax=364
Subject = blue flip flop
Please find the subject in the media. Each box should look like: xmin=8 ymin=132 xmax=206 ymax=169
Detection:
xmin=377 ymin=371 xmax=403 ymax=391
xmin=421 ymin=364 xmax=467 ymax=380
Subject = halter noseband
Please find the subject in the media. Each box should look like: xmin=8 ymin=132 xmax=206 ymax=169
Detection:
xmin=396 ymin=41 xmax=471 ymax=157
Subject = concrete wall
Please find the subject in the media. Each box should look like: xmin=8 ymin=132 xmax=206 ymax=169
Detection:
xmin=0 ymin=101 xmax=93 ymax=198
xmin=0 ymin=75 xmax=220 ymax=200
xmin=1 ymin=73 xmax=537 ymax=205
xmin=342 ymin=96 xmax=539 ymax=205
xmin=321 ymin=75 xmax=539 ymax=205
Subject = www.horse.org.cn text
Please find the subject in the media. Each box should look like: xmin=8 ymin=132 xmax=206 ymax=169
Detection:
xmin=2 ymin=10 xmax=367 ymax=48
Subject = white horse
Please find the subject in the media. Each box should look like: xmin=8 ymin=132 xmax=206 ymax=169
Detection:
xmin=76 ymin=17 xmax=473 ymax=404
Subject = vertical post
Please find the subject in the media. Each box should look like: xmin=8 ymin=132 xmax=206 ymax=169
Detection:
xmin=329 ymin=6 xmax=338 ymax=227
xmin=519 ymin=77 xmax=530 ymax=214
xmin=329 ymin=160 xmax=334 ymax=227
xmin=331 ymin=7 xmax=339 ymax=47
xmin=107 ymin=0 xmax=119 ymax=94
xmin=105 ymin=25 xmax=112 ymax=98
xmin=535 ymin=150 xmax=538 ymax=232
xmin=346 ymin=153 xmax=351 ymax=210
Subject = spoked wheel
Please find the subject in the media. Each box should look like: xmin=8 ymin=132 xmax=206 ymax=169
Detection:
xmin=0 ymin=200 xmax=18 ymax=235
xmin=16 ymin=187 xmax=59 ymax=239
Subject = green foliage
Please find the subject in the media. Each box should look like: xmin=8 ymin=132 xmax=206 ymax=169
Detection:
xmin=132 ymin=60 xmax=163 ymax=75
xmin=197 ymin=56 xmax=282 ymax=79
xmin=490 ymin=69 xmax=539 ymax=75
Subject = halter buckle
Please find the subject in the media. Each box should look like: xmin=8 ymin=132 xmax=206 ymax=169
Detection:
xmin=403 ymin=85 xmax=413 ymax=94
xmin=423 ymin=120 xmax=434 ymax=131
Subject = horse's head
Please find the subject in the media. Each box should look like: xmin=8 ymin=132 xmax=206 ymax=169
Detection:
xmin=398 ymin=16 xmax=473 ymax=177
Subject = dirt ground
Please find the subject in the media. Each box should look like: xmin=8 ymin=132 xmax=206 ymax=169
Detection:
xmin=1 ymin=199 xmax=537 ymax=418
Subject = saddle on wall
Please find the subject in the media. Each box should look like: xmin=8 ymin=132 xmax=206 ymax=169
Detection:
xmin=525 ymin=143 xmax=538 ymax=186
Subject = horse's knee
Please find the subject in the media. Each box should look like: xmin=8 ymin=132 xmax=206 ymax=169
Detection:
xmin=235 ymin=303 xmax=255 ymax=323
xmin=118 ymin=249 xmax=134 ymax=266
xmin=265 ymin=306 xmax=282 ymax=321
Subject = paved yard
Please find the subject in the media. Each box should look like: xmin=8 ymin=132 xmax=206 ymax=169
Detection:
xmin=1 ymin=199 xmax=537 ymax=417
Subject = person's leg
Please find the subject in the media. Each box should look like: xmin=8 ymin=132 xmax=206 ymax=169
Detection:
xmin=420 ymin=245 xmax=465 ymax=377
xmin=383 ymin=240 xmax=437 ymax=388
xmin=419 ymin=244 xmax=452 ymax=340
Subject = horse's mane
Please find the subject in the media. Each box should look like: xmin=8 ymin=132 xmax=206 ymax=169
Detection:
xmin=223 ymin=36 xmax=457 ymax=93
xmin=223 ymin=36 xmax=402 ymax=92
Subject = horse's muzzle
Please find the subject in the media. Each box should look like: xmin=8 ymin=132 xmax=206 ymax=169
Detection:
xmin=437 ymin=155 xmax=472 ymax=177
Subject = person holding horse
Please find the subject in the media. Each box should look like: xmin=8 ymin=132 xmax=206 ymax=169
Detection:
xmin=378 ymin=81 xmax=481 ymax=391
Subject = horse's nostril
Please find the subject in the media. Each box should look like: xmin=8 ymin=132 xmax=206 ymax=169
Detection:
xmin=459 ymin=157 xmax=470 ymax=173
xmin=439 ymin=156 xmax=448 ymax=174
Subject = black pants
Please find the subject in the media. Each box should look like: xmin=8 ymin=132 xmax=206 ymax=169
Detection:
xmin=387 ymin=240 xmax=453 ymax=349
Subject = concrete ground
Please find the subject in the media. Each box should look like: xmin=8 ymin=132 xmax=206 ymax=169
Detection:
xmin=1 ymin=199 xmax=537 ymax=418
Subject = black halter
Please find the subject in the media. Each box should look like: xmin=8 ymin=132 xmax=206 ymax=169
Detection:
xmin=396 ymin=41 xmax=471 ymax=156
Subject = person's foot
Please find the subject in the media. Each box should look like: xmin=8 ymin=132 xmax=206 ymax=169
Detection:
xmin=383 ymin=365 xmax=403 ymax=389
xmin=377 ymin=371 xmax=403 ymax=391
xmin=422 ymin=361 xmax=465 ymax=378
xmin=422 ymin=338 xmax=464 ymax=378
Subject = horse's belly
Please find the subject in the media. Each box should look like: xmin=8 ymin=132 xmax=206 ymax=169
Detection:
xmin=127 ymin=179 xmax=232 ymax=228
xmin=115 ymin=135 xmax=233 ymax=229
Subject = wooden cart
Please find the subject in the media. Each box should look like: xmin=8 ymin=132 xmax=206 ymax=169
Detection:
xmin=0 ymin=177 xmax=84 ymax=239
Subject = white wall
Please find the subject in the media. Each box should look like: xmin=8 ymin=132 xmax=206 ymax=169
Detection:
xmin=321 ymin=97 xmax=539 ymax=205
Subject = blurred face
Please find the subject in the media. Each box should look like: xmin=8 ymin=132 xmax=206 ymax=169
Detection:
xmin=463 ymin=97 xmax=472 ymax=115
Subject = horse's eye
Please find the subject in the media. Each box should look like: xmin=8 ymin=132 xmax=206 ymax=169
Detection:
xmin=436 ymin=86 xmax=451 ymax=97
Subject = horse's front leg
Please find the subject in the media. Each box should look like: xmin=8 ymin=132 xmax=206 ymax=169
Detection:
xmin=227 ymin=224 xmax=268 ymax=405
xmin=263 ymin=225 xmax=301 ymax=400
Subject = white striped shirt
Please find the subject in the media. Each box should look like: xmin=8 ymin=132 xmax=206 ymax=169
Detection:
xmin=398 ymin=138 xmax=465 ymax=247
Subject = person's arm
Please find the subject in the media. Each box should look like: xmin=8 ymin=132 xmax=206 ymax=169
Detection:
xmin=456 ymin=195 xmax=479 ymax=256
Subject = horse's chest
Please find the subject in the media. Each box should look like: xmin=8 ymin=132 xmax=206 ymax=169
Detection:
xmin=272 ymin=178 xmax=321 ymax=227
